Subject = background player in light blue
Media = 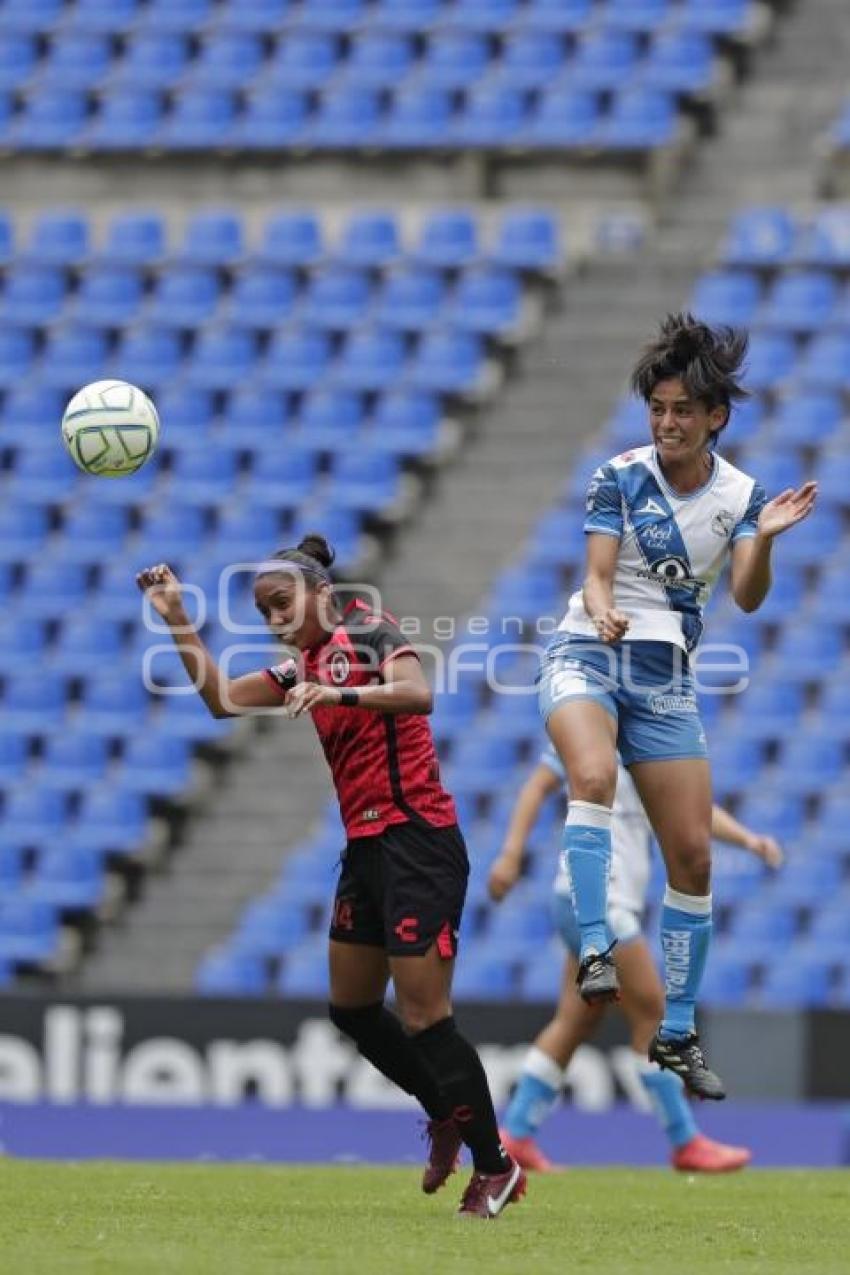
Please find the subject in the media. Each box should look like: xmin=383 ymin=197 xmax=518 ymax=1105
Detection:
xmin=488 ymin=745 xmax=782 ymax=1174
xmin=539 ymin=313 xmax=816 ymax=1098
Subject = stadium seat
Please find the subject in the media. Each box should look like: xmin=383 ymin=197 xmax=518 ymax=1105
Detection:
xmin=14 ymin=560 xmax=90 ymax=621
xmin=68 ymin=790 xmax=150 ymax=856
xmin=379 ymin=86 xmax=453 ymax=148
xmin=452 ymin=952 xmax=515 ymax=1000
xmin=260 ymin=329 xmax=332 ymax=391
xmin=1 ymin=787 xmax=68 ymax=848
xmin=100 ymin=211 xmax=166 ymax=266
xmin=0 ymin=897 xmax=60 ymax=966
xmin=417 ymin=33 xmax=490 ymax=88
xmin=2 ymin=673 xmax=68 ymax=734
xmin=263 ymin=33 xmax=339 ymax=90
xmin=444 ymin=268 xmax=523 ymax=337
xmin=758 ymin=953 xmax=837 ymax=1008
xmin=0 ymin=264 xmax=67 ymax=327
xmin=340 ymin=33 xmax=415 ymax=88
xmin=370 ymin=390 xmax=442 ymax=458
xmin=333 ymin=328 xmax=406 ymax=392
xmin=688 ymin=271 xmax=761 ymax=328
xmin=446 ymin=0 xmax=520 ymax=32
xmin=372 ymin=267 xmax=445 ymax=331
xmin=299 ymin=388 xmax=366 ymax=447
xmin=49 ymin=618 xmax=125 ymax=676
xmin=64 ymin=0 xmax=144 ymax=33
xmin=0 ymin=617 xmax=46 ymax=676
xmin=720 ymin=207 xmax=798 ymax=269
xmin=758 ymin=271 xmax=839 ymax=333
xmin=677 ymin=0 xmax=754 ymax=36
xmin=596 ymin=88 xmax=677 ymax=150
xmin=229 ymin=87 xmax=309 ymax=148
xmin=414 ymin=210 xmax=480 ymax=268
xmin=277 ymin=944 xmax=330 ymax=997
xmin=157 ymin=90 xmax=239 ymax=149
xmin=297 ymin=0 xmax=367 ymax=31
xmin=135 ymin=0 xmax=216 ymax=34
xmin=490 ymin=33 xmax=567 ymax=90
xmin=1 ymin=385 xmax=64 ymax=447
xmin=0 ymin=0 xmax=64 ymax=36
xmin=299 ymin=267 xmax=372 ymax=331
xmin=521 ymin=88 xmax=599 ymax=148
xmin=163 ymin=443 xmax=242 ymax=503
xmin=38 ymin=34 xmax=112 ymax=89
xmin=338 ymin=211 xmax=402 ymax=269
xmin=408 ymin=330 xmax=485 ymax=395
xmin=184 ymin=34 xmax=266 ymax=90
xmin=10 ymin=89 xmax=88 ymax=150
xmin=71 ymin=266 xmax=144 ymax=327
xmin=697 ymin=949 xmax=751 ymax=1007
xmin=568 ymin=32 xmax=640 ymax=92
xmin=207 ymin=504 xmax=282 ymax=558
xmin=219 ymin=387 xmax=296 ymax=440
xmin=768 ymin=391 xmax=842 ymax=448
xmin=185 ymin=328 xmax=259 ymax=391
xmin=215 ymin=0 xmax=293 ymax=33
xmin=146 ymin=266 xmax=221 ymax=328
xmin=112 ymin=326 xmax=183 ymax=391
xmin=600 ymin=0 xmax=673 ymax=33
xmin=0 ymin=732 xmax=30 ymax=785
xmin=307 ymin=88 xmax=381 ymax=148
xmin=38 ymin=731 xmax=111 ymax=791
xmin=368 ymin=0 xmax=442 ymax=30
xmin=774 ymin=732 xmax=846 ymax=795
xmin=109 ymin=34 xmax=191 ymax=90
xmin=232 ymin=896 xmax=312 ymax=958
xmin=28 ymin=847 xmax=106 ymax=912
xmin=492 ymin=209 xmax=561 ymax=274
xmin=241 ymin=444 xmax=320 ymax=509
xmin=519 ymin=0 xmax=594 ymax=34
xmin=9 ymin=444 xmax=78 ymax=504
xmin=325 ymin=449 xmax=402 ymax=515
xmin=770 ymin=622 xmax=844 ymax=683
xmin=452 ymin=88 xmax=527 ymax=147
xmin=0 ymin=34 xmax=38 ymax=91
xmin=133 ymin=505 xmax=208 ymax=562
xmin=793 ymin=208 xmax=850 ymax=269
xmin=196 ymin=947 xmax=267 ymax=996
xmin=0 ymin=499 xmax=49 ymax=562
xmin=118 ymin=734 xmax=193 ymax=797
xmin=77 ymin=674 xmax=149 ymax=737
xmin=39 ymin=326 xmax=109 ymax=390
xmin=796 ymin=332 xmax=850 ymax=390
xmin=260 ymin=211 xmax=324 ymax=267
xmin=637 ymin=30 xmax=716 ymax=93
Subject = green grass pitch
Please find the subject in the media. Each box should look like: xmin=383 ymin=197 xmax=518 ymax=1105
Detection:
xmin=1 ymin=1162 xmax=848 ymax=1275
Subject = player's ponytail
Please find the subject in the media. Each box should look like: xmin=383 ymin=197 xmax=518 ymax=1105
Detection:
xmin=294 ymin=533 xmax=335 ymax=571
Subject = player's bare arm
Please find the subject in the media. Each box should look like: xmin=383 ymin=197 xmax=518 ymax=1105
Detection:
xmin=730 ymin=481 xmax=817 ymax=612
xmin=583 ymin=533 xmax=630 ymax=642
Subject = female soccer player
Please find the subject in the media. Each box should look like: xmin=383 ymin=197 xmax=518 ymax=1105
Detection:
xmin=488 ymin=745 xmax=782 ymax=1173
xmin=137 ymin=535 xmax=524 ymax=1219
xmin=540 ymin=313 xmax=816 ymax=1098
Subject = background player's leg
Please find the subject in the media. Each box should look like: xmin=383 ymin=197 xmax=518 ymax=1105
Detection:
xmin=547 ymin=700 xmax=618 ymax=964
xmin=392 ymin=945 xmax=510 ymax=1176
xmin=328 ymin=941 xmax=450 ymax=1121
xmin=629 ymin=759 xmax=713 ymax=1041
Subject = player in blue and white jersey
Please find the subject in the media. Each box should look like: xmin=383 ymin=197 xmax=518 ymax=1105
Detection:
xmin=488 ymin=744 xmax=782 ymax=1174
xmin=539 ymin=313 xmax=816 ymax=1098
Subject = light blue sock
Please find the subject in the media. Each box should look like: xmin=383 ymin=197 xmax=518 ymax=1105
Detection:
xmin=638 ymin=1059 xmax=698 ymax=1150
xmin=503 ymin=1047 xmax=563 ymax=1139
xmin=563 ymin=800 xmax=612 ymax=959
xmin=659 ymin=886 xmax=712 ymax=1040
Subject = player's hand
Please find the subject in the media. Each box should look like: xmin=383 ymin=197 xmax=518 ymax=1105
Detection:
xmin=591 ymin=608 xmax=630 ymax=643
xmin=136 ymin=563 xmax=185 ymax=622
xmin=283 ymin=681 xmax=342 ymax=718
xmin=757 ymin=482 xmax=817 ymax=540
xmin=488 ymin=853 xmax=522 ymax=902
xmin=747 ymin=833 xmax=783 ymax=869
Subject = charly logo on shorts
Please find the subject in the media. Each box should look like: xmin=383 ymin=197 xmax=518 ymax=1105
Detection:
xmin=711 ymin=509 xmax=735 ymax=538
xmin=329 ymin=650 xmax=351 ymax=684
xmin=647 ymin=692 xmax=698 ymax=716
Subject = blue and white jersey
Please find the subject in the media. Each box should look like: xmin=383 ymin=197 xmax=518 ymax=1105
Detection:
xmin=558 ymin=445 xmax=765 ymax=652
xmin=540 ymin=745 xmax=651 ymax=916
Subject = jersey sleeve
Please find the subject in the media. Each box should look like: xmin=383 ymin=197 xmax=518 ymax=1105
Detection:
xmin=731 ymin=480 xmax=766 ymax=543
xmin=262 ymin=658 xmax=298 ymax=699
xmin=538 ymin=742 xmax=566 ymax=782
xmin=355 ymin=616 xmax=418 ymax=674
xmin=584 ymin=464 xmax=623 ymax=539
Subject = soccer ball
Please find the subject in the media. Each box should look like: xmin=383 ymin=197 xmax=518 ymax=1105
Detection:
xmin=61 ymin=379 xmax=160 ymax=477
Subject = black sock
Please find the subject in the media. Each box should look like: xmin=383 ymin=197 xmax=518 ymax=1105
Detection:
xmin=409 ymin=1016 xmax=509 ymax=1174
xmin=329 ymin=1002 xmax=451 ymax=1122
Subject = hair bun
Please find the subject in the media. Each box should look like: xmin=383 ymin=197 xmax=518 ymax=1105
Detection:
xmin=296 ymin=532 xmax=335 ymax=570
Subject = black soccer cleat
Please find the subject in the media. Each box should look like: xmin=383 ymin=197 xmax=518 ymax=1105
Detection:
xmin=649 ymin=1032 xmax=726 ymax=1101
xmin=576 ymin=944 xmax=619 ymax=1005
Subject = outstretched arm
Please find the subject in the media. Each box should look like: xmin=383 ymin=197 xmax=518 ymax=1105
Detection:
xmin=711 ymin=803 xmax=783 ymax=868
xmin=282 ymin=652 xmax=432 ymax=717
xmin=489 ymin=764 xmax=563 ymax=901
xmin=731 ymin=482 xmax=817 ymax=613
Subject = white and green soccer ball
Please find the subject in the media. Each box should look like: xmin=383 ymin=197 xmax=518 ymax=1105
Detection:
xmin=61 ymin=379 xmax=160 ymax=477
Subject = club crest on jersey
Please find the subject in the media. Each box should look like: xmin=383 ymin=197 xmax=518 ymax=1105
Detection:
xmin=329 ymin=650 xmax=350 ymax=684
xmin=711 ymin=509 xmax=735 ymax=538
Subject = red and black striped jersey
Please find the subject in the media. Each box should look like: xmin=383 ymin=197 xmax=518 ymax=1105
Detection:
xmin=263 ymin=598 xmax=457 ymax=838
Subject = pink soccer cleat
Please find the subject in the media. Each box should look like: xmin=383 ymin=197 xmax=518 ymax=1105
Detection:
xmin=672 ymin=1134 xmax=751 ymax=1174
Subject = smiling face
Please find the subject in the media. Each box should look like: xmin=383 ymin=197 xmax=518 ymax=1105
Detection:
xmin=648 ymin=377 xmax=728 ymax=468
xmin=254 ymin=569 xmax=333 ymax=651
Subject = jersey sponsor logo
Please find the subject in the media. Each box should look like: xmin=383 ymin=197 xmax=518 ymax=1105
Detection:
xmin=394 ymin=916 xmax=419 ymax=944
xmin=643 ymin=521 xmax=673 ymax=548
xmin=636 ymin=557 xmax=705 ymax=595
xmin=711 ymin=509 xmax=736 ymax=538
xmin=267 ymin=659 xmax=298 ymax=691
xmin=647 ymin=691 xmax=698 ymax=716
xmin=329 ymin=650 xmax=351 ymax=684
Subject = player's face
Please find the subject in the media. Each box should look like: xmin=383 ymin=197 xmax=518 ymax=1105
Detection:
xmin=254 ymin=573 xmax=328 ymax=650
xmin=648 ymin=378 xmax=726 ymax=465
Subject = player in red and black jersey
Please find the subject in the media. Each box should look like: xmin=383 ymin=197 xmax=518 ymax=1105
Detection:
xmin=137 ymin=534 xmax=525 ymax=1220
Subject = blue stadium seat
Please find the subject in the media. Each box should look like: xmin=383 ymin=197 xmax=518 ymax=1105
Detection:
xmin=728 ymin=679 xmax=802 ymax=744
xmin=758 ymin=952 xmax=837 ymax=1008
xmin=380 ymin=86 xmax=452 ymax=148
xmin=775 ymin=733 xmax=845 ymax=796
xmin=208 ymin=505 xmax=282 ymax=558
xmin=164 ymin=442 xmax=241 ymax=503
xmin=520 ymin=0 xmax=594 ymax=34
xmin=492 ymin=209 xmax=561 ymax=274
xmin=241 ymin=444 xmax=320 ymax=510
xmin=0 ymin=35 xmax=37 ymax=91
xmin=491 ymin=33 xmax=567 ymax=89
xmin=809 ymin=906 xmax=850 ymax=948
xmin=288 ymin=504 xmax=362 ymax=569
xmin=85 ymin=90 xmax=164 ymax=150
xmin=452 ymin=952 xmax=515 ymax=1000
xmin=370 ymin=390 xmax=442 ymax=458
xmin=596 ymin=88 xmax=677 ymax=149
xmin=677 ymin=0 xmax=754 ymax=36
xmin=111 ymin=326 xmax=183 ymax=391
xmin=762 ymin=506 xmax=838 ymax=569
xmin=796 ymin=331 xmax=850 ymax=390
xmin=2 ymin=673 xmax=68 ymax=733
xmin=228 ymin=88 xmax=308 ymax=148
xmin=276 ymin=943 xmax=329 ymax=997
xmin=260 ymin=329 xmax=332 ymax=391
xmin=155 ymin=691 xmax=234 ymax=743
xmin=2 ymin=787 xmax=68 ymax=848
xmin=734 ymin=792 xmax=805 ymax=842
xmin=325 ymin=449 xmax=402 ymax=515
xmin=263 ymin=32 xmax=339 ymax=90
xmin=49 ymin=617 xmax=126 ymax=677
xmin=299 ymin=267 xmax=372 ymax=331
xmin=0 ymin=617 xmax=46 ymax=675
xmin=368 ymin=0 xmax=442 ymax=30
xmin=100 ymin=211 xmax=166 ymax=266
xmin=118 ymin=733 xmax=193 ymax=797
xmin=408 ymin=330 xmax=485 ymax=395
xmin=698 ymin=949 xmax=750 ymax=1007
xmin=523 ymin=505 xmax=585 ymax=570
xmin=215 ymin=0 xmax=292 ymax=31
xmin=299 ymin=388 xmax=366 ymax=447
xmin=39 ymin=325 xmax=109 ymax=390
xmin=339 ymin=212 xmax=402 ymax=269
xmin=13 ymin=561 xmax=89 ymax=620
xmin=38 ymin=731 xmax=111 ymax=791
xmin=792 ymin=208 xmax=850 ymax=269
xmin=445 ymin=0 xmax=519 ymax=31
xmin=689 ymin=270 xmax=760 ymax=327
xmin=444 ymin=268 xmax=522 ymax=336
xmin=768 ymin=391 xmax=842 ymax=448
xmin=0 ymin=732 xmax=30 ymax=785
xmin=185 ymin=328 xmax=259 ymax=391
xmin=0 ymin=264 xmax=67 ymax=326
xmin=297 ymin=0 xmax=368 ymax=31
xmin=220 ymin=387 xmax=295 ymax=440
xmin=109 ymin=34 xmax=191 ymax=90
xmin=452 ymin=87 xmax=526 ymax=147
xmin=0 ymin=897 xmax=60 ymax=966
xmin=197 ymin=948 xmax=267 ymax=995
xmin=89 ymin=560 xmax=155 ymax=622
xmin=521 ymin=945 xmax=563 ymax=1001
xmin=709 ymin=737 xmax=764 ymax=799
xmin=220 ymin=266 xmax=298 ymax=330
xmin=135 ymin=0 xmax=216 ymax=33
xmin=10 ymin=88 xmax=88 ymax=149
xmin=333 ymin=328 xmax=406 ymax=392
xmin=71 ymin=266 xmax=143 ymax=327
xmin=38 ymin=34 xmax=112 ymax=89
xmin=727 ymin=902 xmax=798 ymax=945
xmin=740 ymin=332 xmax=797 ymax=391
xmin=232 ymin=896 xmax=311 ymax=957
xmin=69 ymin=790 xmax=149 ymax=856
xmin=0 ymin=497 xmax=48 ymax=561
xmin=307 ymin=88 xmax=381 ymax=148
xmin=341 ymin=33 xmax=415 ymax=88
xmin=146 ymin=266 xmax=220 ymax=328
xmin=260 ymin=211 xmax=324 ymax=267
xmin=415 ymin=210 xmax=480 ymax=268
xmin=77 ymin=674 xmax=149 ymax=736
xmin=372 ymin=266 xmax=445 ymax=331
xmin=637 ymin=31 xmax=716 ymax=93
xmin=771 ymin=622 xmax=843 ymax=683
xmin=521 ymin=88 xmax=599 ymax=147
xmin=719 ymin=208 xmax=797 ymax=268
xmin=567 ymin=32 xmax=640 ymax=92
xmin=157 ymin=89 xmax=238 ymax=149
xmin=0 ymin=211 xmax=14 ymax=266
xmin=0 ymin=90 xmax=13 ymax=140
xmin=757 ymin=271 xmax=838 ymax=333
xmin=185 ymin=34 xmax=265 ymax=89
xmin=600 ymin=0 xmax=673 ymax=32
xmin=417 ymin=32 xmax=490 ymax=89
xmin=64 ymin=0 xmax=143 ymax=33
xmin=25 ymin=211 xmax=90 ymax=268
xmin=28 ymin=847 xmax=105 ymax=912
xmin=0 ymin=0 xmax=64 ymax=35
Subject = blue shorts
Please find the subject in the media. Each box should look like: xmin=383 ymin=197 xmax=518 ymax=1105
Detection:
xmin=552 ymin=892 xmax=642 ymax=958
xmin=537 ymin=636 xmax=708 ymax=766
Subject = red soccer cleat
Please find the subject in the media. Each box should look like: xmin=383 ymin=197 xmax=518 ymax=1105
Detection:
xmin=672 ymin=1134 xmax=752 ymax=1174
xmin=457 ymin=1158 xmax=527 ymax=1220
xmin=421 ymin=1116 xmax=463 ymax=1194
xmin=499 ymin=1128 xmax=557 ymax=1173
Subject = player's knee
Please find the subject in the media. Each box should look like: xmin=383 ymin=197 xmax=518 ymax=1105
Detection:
xmin=396 ymin=998 xmax=448 ymax=1035
xmin=567 ymin=762 xmax=617 ymax=807
xmin=667 ymin=835 xmax=711 ymax=895
xmin=328 ymin=1001 xmax=382 ymax=1042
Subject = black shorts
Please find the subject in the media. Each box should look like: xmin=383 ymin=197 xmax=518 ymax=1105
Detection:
xmin=329 ymin=821 xmax=469 ymax=958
